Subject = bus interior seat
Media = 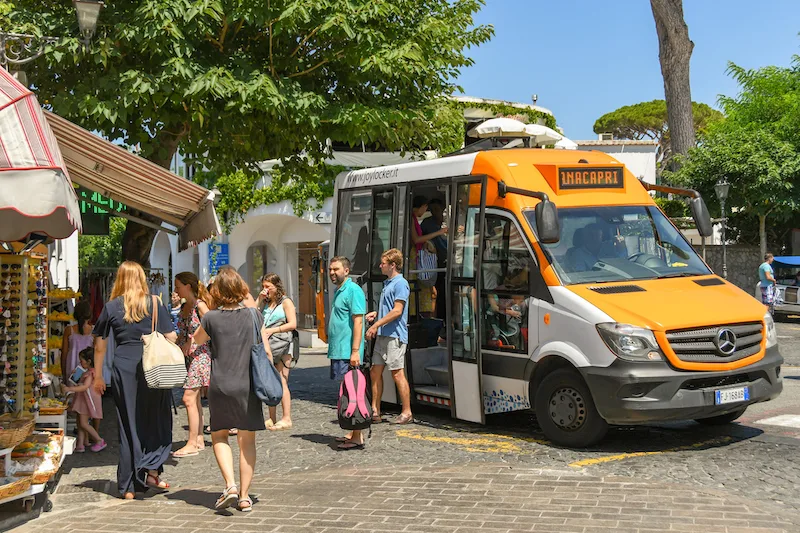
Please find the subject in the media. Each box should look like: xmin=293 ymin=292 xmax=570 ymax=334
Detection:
xmin=409 ymin=345 xmax=448 ymax=386
xmin=564 ymin=228 xmax=585 ymax=272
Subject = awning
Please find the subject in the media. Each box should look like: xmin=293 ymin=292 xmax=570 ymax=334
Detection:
xmin=44 ymin=110 xmax=221 ymax=251
xmin=0 ymin=69 xmax=82 ymax=241
xmin=773 ymin=256 xmax=800 ymax=269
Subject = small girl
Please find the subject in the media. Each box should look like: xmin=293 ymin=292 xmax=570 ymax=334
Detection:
xmin=64 ymin=347 xmax=106 ymax=453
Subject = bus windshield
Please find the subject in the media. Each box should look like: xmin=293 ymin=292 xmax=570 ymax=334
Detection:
xmin=525 ymin=205 xmax=711 ymax=285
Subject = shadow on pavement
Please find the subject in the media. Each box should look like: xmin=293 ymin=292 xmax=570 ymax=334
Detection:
xmin=290 ymin=433 xmax=340 ymax=450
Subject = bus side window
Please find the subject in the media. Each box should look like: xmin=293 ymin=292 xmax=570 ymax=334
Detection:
xmin=480 ymin=215 xmax=534 ymax=353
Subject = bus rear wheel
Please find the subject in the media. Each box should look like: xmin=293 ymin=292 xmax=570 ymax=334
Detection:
xmin=534 ymin=368 xmax=608 ymax=448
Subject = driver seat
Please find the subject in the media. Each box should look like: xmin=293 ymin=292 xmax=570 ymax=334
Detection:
xmin=565 ymin=228 xmax=585 ymax=272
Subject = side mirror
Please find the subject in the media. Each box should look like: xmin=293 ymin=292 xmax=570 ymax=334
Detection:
xmin=535 ymin=200 xmax=561 ymax=244
xmin=689 ymin=197 xmax=713 ymax=237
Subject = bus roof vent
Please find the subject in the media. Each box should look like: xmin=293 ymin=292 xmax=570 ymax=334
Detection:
xmin=588 ymin=285 xmax=646 ymax=294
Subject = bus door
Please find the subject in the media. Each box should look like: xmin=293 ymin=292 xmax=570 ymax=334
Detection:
xmin=331 ymin=186 xmax=401 ymax=389
xmin=447 ymin=177 xmax=487 ymax=423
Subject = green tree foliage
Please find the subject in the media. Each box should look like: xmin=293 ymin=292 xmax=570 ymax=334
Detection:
xmin=593 ymin=100 xmax=722 ymax=170
xmin=78 ymin=218 xmax=127 ymax=270
xmin=669 ymin=125 xmax=800 ymax=257
xmin=9 ymin=0 xmax=492 ymax=263
xmin=669 ymin=57 xmax=800 ymax=257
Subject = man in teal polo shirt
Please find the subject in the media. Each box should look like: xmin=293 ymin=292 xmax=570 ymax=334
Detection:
xmin=327 ymin=256 xmax=366 ymax=449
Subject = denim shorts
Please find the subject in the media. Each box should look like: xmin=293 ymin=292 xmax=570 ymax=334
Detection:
xmin=330 ymin=359 xmax=351 ymax=381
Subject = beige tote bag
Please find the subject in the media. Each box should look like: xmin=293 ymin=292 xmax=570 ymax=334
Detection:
xmin=142 ymin=296 xmax=187 ymax=389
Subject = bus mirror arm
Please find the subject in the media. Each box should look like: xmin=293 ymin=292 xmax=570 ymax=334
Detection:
xmin=497 ymin=181 xmax=561 ymax=244
xmin=638 ymin=180 xmax=713 ymax=238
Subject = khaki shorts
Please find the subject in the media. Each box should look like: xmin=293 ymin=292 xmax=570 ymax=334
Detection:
xmin=372 ymin=335 xmax=407 ymax=371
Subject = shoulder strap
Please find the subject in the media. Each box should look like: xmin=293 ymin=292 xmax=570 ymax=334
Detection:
xmin=151 ymin=295 xmax=157 ymax=333
xmin=250 ymin=307 xmax=263 ymax=345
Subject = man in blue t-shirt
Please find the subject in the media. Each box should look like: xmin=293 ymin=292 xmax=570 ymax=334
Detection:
xmin=366 ymin=248 xmax=412 ymax=425
xmin=758 ymin=253 xmax=777 ymax=315
xmin=327 ymin=256 xmax=366 ymax=449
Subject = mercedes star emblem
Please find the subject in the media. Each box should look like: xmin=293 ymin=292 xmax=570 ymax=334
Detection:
xmin=715 ymin=328 xmax=737 ymax=356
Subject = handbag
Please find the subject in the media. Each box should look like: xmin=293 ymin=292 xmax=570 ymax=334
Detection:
xmin=417 ymin=247 xmax=438 ymax=287
xmin=142 ymin=296 xmax=188 ymax=389
xmin=263 ymin=297 xmax=293 ymax=357
xmin=249 ymin=308 xmax=284 ymax=406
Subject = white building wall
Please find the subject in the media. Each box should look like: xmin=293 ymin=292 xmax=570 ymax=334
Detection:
xmin=49 ymin=233 xmax=79 ymax=291
xmin=575 ymin=142 xmax=658 ymax=184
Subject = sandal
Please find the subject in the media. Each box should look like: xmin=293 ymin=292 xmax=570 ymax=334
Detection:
xmin=171 ymin=446 xmax=199 ymax=458
xmin=337 ymin=439 xmax=365 ymax=450
xmin=215 ymin=485 xmax=238 ymax=510
xmin=392 ymin=413 xmax=413 ymax=425
xmin=371 ymin=415 xmax=384 ymax=424
xmin=228 ymin=428 xmax=238 ymax=436
xmin=268 ymin=420 xmax=292 ymax=431
xmin=265 ymin=419 xmax=274 ymax=428
xmin=145 ymin=472 xmax=170 ymax=490
xmin=238 ymin=496 xmax=253 ymax=512
xmin=204 ymin=425 xmax=212 ymax=435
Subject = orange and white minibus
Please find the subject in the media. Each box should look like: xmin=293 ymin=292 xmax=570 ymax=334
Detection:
xmin=323 ymin=148 xmax=783 ymax=447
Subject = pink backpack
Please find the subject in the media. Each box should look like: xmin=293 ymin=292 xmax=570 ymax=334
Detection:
xmin=337 ymin=367 xmax=373 ymax=431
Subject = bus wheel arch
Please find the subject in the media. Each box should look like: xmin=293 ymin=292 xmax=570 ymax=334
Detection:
xmin=528 ymin=357 xmax=609 ymax=448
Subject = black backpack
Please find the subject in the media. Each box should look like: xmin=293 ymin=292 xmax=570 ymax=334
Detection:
xmin=337 ymin=365 xmax=373 ymax=432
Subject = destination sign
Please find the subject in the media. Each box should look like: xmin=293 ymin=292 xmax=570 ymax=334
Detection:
xmin=558 ymin=166 xmax=624 ymax=190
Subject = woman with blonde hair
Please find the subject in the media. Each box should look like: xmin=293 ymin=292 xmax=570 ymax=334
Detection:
xmin=172 ymin=272 xmax=212 ymax=457
xmin=192 ymin=266 xmax=267 ymax=512
xmin=256 ymin=273 xmax=297 ymax=430
xmin=92 ymin=261 xmax=178 ymax=499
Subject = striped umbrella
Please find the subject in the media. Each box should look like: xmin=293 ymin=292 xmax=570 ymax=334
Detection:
xmin=0 ymin=68 xmax=81 ymax=242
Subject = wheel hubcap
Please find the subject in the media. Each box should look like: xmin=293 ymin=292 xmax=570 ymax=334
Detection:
xmin=549 ymin=387 xmax=586 ymax=431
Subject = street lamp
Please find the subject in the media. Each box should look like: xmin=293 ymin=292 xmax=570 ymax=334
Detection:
xmin=714 ymin=179 xmax=731 ymax=279
xmin=73 ymin=1 xmax=105 ymax=49
xmin=0 ymin=1 xmax=104 ymax=69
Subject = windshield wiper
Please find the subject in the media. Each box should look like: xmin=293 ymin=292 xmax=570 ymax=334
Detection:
xmin=654 ymin=272 xmax=703 ymax=279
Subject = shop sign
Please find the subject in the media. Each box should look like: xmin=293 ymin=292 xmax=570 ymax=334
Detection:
xmin=76 ymin=186 xmax=127 ymax=235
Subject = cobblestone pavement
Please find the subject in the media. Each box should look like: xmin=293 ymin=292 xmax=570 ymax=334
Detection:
xmin=4 ymin=330 xmax=800 ymax=532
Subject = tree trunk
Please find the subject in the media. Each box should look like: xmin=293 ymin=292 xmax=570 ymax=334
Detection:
xmin=650 ymin=0 xmax=695 ymax=167
xmin=759 ymin=214 xmax=767 ymax=260
xmin=120 ymin=128 xmax=183 ymax=266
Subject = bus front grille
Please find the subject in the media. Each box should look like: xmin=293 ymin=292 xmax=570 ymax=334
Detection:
xmin=664 ymin=322 xmax=763 ymax=363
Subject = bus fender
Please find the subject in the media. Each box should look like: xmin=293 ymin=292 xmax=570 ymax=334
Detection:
xmin=523 ymin=341 xmax=593 ymax=384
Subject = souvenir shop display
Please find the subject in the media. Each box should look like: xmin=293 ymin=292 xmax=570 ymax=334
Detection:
xmin=0 ymin=252 xmax=74 ymax=511
xmin=46 ymin=288 xmax=79 ymax=382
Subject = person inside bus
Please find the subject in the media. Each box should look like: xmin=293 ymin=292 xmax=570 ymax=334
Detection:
xmin=567 ymin=223 xmax=605 ymax=271
xmin=420 ymin=198 xmax=448 ymax=320
xmin=409 ymin=196 xmax=447 ymax=318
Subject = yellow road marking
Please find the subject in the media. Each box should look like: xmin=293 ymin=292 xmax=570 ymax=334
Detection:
xmin=568 ymin=436 xmax=734 ymax=468
xmin=395 ymin=428 xmax=548 ymax=453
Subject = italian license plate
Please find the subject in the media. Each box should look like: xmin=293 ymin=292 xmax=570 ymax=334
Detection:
xmin=715 ymin=386 xmax=749 ymax=405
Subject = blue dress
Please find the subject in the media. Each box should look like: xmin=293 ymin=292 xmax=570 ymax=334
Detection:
xmin=94 ymin=296 xmax=175 ymax=496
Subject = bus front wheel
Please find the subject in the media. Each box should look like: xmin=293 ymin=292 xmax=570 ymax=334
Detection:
xmin=534 ymin=368 xmax=608 ymax=448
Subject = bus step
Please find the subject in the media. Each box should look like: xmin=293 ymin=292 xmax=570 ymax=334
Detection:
xmin=424 ymin=365 xmax=450 ymax=386
xmin=415 ymin=385 xmax=451 ymax=403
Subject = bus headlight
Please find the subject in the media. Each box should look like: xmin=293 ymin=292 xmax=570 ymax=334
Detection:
xmin=596 ymin=323 xmax=663 ymax=362
xmin=764 ymin=313 xmax=778 ymax=348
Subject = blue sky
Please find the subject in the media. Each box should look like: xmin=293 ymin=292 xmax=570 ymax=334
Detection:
xmin=456 ymin=0 xmax=800 ymax=140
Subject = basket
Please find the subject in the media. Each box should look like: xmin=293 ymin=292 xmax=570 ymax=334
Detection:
xmin=0 ymin=415 xmax=36 ymax=450
xmin=30 ymin=466 xmax=58 ymax=485
xmin=38 ymin=407 xmax=66 ymax=416
xmin=0 ymin=475 xmax=32 ymax=499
